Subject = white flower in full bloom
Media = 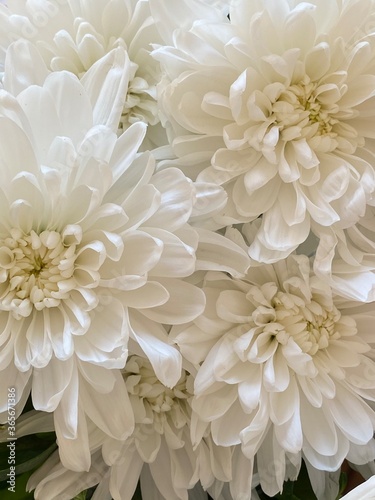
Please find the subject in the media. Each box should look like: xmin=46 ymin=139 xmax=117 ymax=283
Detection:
xmin=0 ymin=48 xmax=209 ymax=471
xmin=27 ymin=355 xmax=242 ymax=500
xmin=0 ymin=0 xmax=167 ymax=146
xmin=173 ymin=254 xmax=375 ymax=497
xmin=153 ymin=0 xmax=375 ymax=262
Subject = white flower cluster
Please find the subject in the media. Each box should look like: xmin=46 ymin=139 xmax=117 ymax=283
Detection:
xmin=1 ymin=0 xmax=375 ymax=499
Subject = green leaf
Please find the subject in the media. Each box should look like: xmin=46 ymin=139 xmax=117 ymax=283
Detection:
xmin=257 ymin=461 xmax=317 ymax=500
xmin=0 ymin=433 xmax=57 ymax=480
xmin=132 ymin=482 xmax=143 ymax=500
xmin=276 ymin=480 xmax=300 ymax=499
xmin=256 ymin=486 xmax=275 ymax=499
xmin=290 ymin=461 xmax=317 ymax=500
xmin=74 ymin=492 xmax=87 ymax=500
xmin=336 ymin=472 xmax=348 ymax=500
xmin=0 ymin=469 xmax=35 ymax=500
xmin=0 ymin=441 xmax=56 ymax=482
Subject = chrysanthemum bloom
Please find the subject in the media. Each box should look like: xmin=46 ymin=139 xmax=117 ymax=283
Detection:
xmin=0 ymin=47 xmax=213 ymax=471
xmin=153 ymin=0 xmax=375 ymax=263
xmin=172 ymin=254 xmax=375 ymax=496
xmin=26 ymin=355 xmax=242 ymax=500
xmin=0 ymin=0 xmax=167 ymax=146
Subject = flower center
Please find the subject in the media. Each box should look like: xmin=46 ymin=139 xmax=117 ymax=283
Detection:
xmin=250 ymin=75 xmax=343 ymax=154
xmin=0 ymin=228 xmax=78 ymax=319
xmin=249 ymin=283 xmax=351 ymax=357
xmin=234 ymin=72 xmax=363 ymax=160
xmin=274 ymin=77 xmax=338 ymax=137
xmin=118 ymin=66 xmax=159 ymax=133
xmin=124 ymin=356 xmax=190 ymax=432
xmin=273 ymin=292 xmax=341 ymax=355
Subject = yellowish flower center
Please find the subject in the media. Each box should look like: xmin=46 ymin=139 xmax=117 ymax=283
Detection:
xmin=124 ymin=356 xmax=190 ymax=432
xmin=0 ymin=228 xmax=79 ymax=318
xmin=276 ymin=301 xmax=341 ymax=356
xmin=241 ymin=72 xmax=363 ymax=158
xmin=275 ymin=77 xmax=338 ymax=137
xmin=253 ymin=283 xmax=356 ymax=356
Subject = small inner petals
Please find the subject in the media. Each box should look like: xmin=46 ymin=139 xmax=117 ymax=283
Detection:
xmin=124 ymin=356 xmax=190 ymax=433
xmin=0 ymin=227 xmax=92 ymax=318
xmin=246 ymin=281 xmax=356 ymax=358
xmin=119 ymin=65 xmax=159 ymax=130
xmin=238 ymin=73 xmax=351 ymax=160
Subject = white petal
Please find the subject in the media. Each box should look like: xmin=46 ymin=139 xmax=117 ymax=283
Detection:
xmin=54 ymin=417 xmax=91 ymax=472
xmin=140 ymin=278 xmax=205 ymax=324
xmin=80 ymin=369 xmax=134 ymax=440
xmin=274 ymin=408 xmax=303 ymax=454
xmin=110 ymin=452 xmax=143 ymax=500
xmin=0 ymin=362 xmax=31 ymax=417
xmin=329 ymin=383 xmax=375 ymax=445
xmin=341 ymin=475 xmax=375 ymax=500
xmin=81 ymin=47 xmax=130 ymax=131
xmin=82 ymin=297 xmax=128 ymax=353
xmin=195 ymin=228 xmax=250 ymax=278
xmin=146 ymin=229 xmax=196 ymax=278
xmin=0 ymin=115 xmax=39 ymax=179
xmin=147 ymin=168 xmax=194 ymax=232
xmin=129 ymin=311 xmax=182 ymax=388
xmin=119 ymin=281 xmax=170 ymax=309
xmin=44 ymin=70 xmax=93 ymax=144
xmin=193 ymin=384 xmax=238 ymax=423
xmin=32 ymin=357 xmax=74 ymax=412
xmin=99 ymin=231 xmax=163 ymax=288
xmin=109 ymin=123 xmax=148 ymax=184
xmin=211 ymin=399 xmax=249 ymax=446
xmin=4 ymin=39 xmax=49 ymax=95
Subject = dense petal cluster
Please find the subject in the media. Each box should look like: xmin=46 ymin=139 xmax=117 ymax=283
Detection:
xmin=26 ymin=355 xmax=242 ymax=500
xmin=154 ymin=0 xmax=375 ymax=263
xmin=173 ymin=255 xmax=375 ymax=496
xmin=0 ymin=50 xmax=209 ymax=471
xmin=1 ymin=0 xmax=375 ymax=499
xmin=0 ymin=0 xmax=166 ymax=145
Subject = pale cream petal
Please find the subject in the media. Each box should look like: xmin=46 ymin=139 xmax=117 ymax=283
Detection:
xmin=80 ymin=370 xmax=134 ymax=441
xmin=129 ymin=310 xmax=182 ymax=388
xmin=140 ymin=278 xmax=205 ymax=325
xmin=32 ymin=357 xmax=74 ymax=412
xmin=109 ymin=453 xmax=143 ymax=500
xmin=3 ymin=39 xmax=50 ymax=95
xmin=341 ymin=476 xmax=375 ymax=500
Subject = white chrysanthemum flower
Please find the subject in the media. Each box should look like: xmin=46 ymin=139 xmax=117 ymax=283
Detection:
xmin=0 ymin=48 xmax=211 ymax=471
xmin=173 ymin=254 xmax=375 ymax=497
xmin=0 ymin=0 xmax=166 ymax=146
xmin=153 ymin=0 xmax=375 ymax=262
xmin=26 ymin=355 xmax=242 ymax=500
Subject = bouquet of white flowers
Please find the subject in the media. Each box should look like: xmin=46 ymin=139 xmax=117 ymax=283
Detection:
xmin=1 ymin=1 xmax=375 ymax=499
